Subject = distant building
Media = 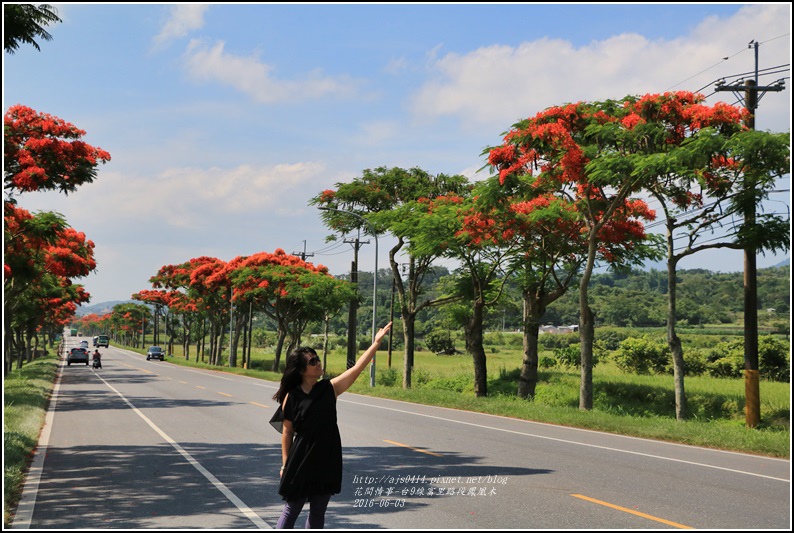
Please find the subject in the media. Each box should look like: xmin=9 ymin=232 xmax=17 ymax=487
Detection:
xmin=540 ymin=324 xmax=578 ymax=334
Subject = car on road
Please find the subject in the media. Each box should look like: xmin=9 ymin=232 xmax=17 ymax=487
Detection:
xmin=68 ymin=347 xmax=90 ymax=366
xmin=79 ymin=340 xmax=89 ymax=349
xmin=96 ymin=335 xmax=109 ymax=348
xmin=146 ymin=346 xmax=165 ymax=361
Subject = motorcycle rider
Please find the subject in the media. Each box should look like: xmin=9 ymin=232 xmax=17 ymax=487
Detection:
xmin=92 ymin=349 xmax=102 ymax=369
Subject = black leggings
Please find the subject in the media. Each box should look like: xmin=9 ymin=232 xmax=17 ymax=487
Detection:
xmin=276 ymin=493 xmax=332 ymax=529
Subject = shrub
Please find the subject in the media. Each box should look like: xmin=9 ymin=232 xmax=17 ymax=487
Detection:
xmin=613 ymin=336 xmax=669 ymax=375
xmin=377 ymin=367 xmax=399 ymax=387
xmin=596 ymin=327 xmax=630 ymax=350
xmin=681 ymin=349 xmax=709 ymax=376
xmin=706 ymin=339 xmax=743 ymax=378
xmin=424 ymin=330 xmax=457 ymax=355
xmin=759 ymin=336 xmax=791 ymax=383
xmin=539 ymin=332 xmax=578 ymax=350
xmin=554 ymin=345 xmax=580 ymax=368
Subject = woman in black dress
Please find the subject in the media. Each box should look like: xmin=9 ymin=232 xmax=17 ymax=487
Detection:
xmin=273 ymin=322 xmax=392 ymax=529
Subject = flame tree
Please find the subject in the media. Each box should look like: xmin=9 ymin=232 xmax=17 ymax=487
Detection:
xmin=488 ymin=98 xmax=664 ymax=409
xmin=615 ymin=92 xmax=788 ymax=419
xmin=4 ymin=203 xmax=94 ymax=372
xmin=311 ymin=166 xmax=470 ymax=388
xmin=4 ymin=105 xmax=109 ymax=374
xmin=227 ymin=249 xmax=354 ymax=372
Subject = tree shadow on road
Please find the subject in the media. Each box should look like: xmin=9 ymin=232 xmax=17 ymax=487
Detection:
xmin=21 ymin=438 xmax=551 ymax=529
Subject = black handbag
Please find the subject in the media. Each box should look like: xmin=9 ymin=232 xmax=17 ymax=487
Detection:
xmin=269 ymin=405 xmax=284 ymax=433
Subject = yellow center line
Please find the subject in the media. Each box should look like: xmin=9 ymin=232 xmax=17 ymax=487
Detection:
xmin=571 ymin=494 xmax=694 ymax=529
xmin=383 ymin=439 xmax=443 ymax=457
xmin=218 ymin=392 xmax=232 ymax=397
xmin=178 ymin=381 xmax=188 ymax=385
xmin=196 ymin=386 xmax=206 ymax=390
xmin=250 ymin=402 xmax=270 ymax=409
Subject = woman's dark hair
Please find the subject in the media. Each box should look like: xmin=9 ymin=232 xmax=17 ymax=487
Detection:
xmin=272 ymin=347 xmax=318 ymax=404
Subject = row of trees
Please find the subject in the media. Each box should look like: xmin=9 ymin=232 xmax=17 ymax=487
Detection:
xmin=311 ymin=92 xmax=790 ymax=421
xmin=3 ymin=105 xmax=110 ymax=373
xmin=110 ymin=251 xmax=356 ymax=371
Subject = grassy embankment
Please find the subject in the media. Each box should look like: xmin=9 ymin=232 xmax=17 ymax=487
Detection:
xmin=3 ymin=354 xmax=59 ymax=527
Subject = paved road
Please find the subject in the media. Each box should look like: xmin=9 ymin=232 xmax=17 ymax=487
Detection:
xmin=10 ymin=339 xmax=791 ymax=529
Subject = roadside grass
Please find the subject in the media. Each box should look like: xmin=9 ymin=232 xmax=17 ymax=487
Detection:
xmin=3 ymin=355 xmax=59 ymax=528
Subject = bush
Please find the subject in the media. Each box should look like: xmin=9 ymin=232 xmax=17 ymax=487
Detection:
xmin=539 ymin=332 xmax=578 ymax=350
xmin=759 ymin=336 xmax=791 ymax=383
xmin=706 ymin=339 xmax=744 ymax=378
xmin=424 ymin=330 xmax=457 ymax=355
xmin=596 ymin=327 xmax=630 ymax=350
xmin=554 ymin=345 xmax=580 ymax=368
xmin=378 ymin=367 xmax=399 ymax=387
xmin=613 ymin=336 xmax=669 ymax=375
xmin=483 ymin=332 xmax=504 ymax=346
xmin=681 ymin=349 xmax=709 ymax=376
xmin=539 ymin=356 xmax=557 ymax=369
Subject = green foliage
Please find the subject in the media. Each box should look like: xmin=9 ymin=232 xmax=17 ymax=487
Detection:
xmin=554 ymin=345 xmax=581 ymax=368
xmin=680 ymin=349 xmax=709 ymax=377
xmin=538 ymin=332 xmax=578 ymax=350
xmin=377 ymin=367 xmax=400 ymax=387
xmin=424 ymin=329 xmax=457 ymax=354
xmin=705 ymin=336 xmax=791 ymax=382
xmin=613 ymin=336 xmax=669 ymax=375
xmin=4 ymin=4 xmax=62 ymax=54
xmin=595 ymin=327 xmax=630 ymax=350
xmin=758 ymin=337 xmax=791 ymax=383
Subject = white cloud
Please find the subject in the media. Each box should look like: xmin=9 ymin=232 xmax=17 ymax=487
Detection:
xmin=183 ymin=39 xmax=361 ymax=103
xmin=26 ymin=162 xmax=328 ymax=231
xmin=410 ymin=4 xmax=791 ymax=133
xmin=152 ymin=4 xmax=208 ymax=49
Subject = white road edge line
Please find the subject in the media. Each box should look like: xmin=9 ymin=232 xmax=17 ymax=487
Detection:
xmin=93 ymin=371 xmax=271 ymax=529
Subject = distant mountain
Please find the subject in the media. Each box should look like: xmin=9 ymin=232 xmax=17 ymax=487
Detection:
xmin=76 ymin=300 xmax=136 ymax=317
xmin=774 ymin=257 xmax=790 ymax=268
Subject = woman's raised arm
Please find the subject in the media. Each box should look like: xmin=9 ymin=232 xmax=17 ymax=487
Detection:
xmin=331 ymin=322 xmax=392 ymax=397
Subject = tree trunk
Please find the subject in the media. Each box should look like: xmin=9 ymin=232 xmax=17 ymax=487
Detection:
xmin=518 ymin=292 xmax=541 ymax=399
xmin=579 ymin=237 xmax=598 ymax=410
xmin=667 ymin=252 xmax=687 ymax=420
xmin=466 ymin=300 xmax=487 ymax=397
xmin=402 ymin=311 xmax=416 ymax=389
xmin=272 ymin=326 xmax=288 ymax=372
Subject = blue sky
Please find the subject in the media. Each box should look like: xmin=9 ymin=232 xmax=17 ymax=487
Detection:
xmin=4 ymin=3 xmax=791 ymax=304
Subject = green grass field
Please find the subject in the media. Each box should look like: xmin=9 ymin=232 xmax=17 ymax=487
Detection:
xmin=159 ymin=339 xmax=790 ymax=458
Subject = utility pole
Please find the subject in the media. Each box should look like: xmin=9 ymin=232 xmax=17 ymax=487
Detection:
xmin=345 ymin=231 xmax=369 ymax=369
xmin=714 ymin=39 xmax=785 ymax=428
xmin=292 ymin=240 xmax=314 ymax=262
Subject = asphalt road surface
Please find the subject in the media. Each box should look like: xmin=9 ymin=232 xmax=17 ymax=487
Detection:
xmin=10 ymin=339 xmax=791 ymax=529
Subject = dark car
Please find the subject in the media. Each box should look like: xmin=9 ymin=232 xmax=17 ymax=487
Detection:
xmin=146 ymin=346 xmax=165 ymax=361
xmin=68 ymin=347 xmax=90 ymax=366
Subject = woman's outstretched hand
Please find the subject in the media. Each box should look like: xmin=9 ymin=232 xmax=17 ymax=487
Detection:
xmin=375 ymin=322 xmax=393 ymax=345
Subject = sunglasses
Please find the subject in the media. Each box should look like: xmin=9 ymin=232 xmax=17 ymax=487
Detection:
xmin=307 ymin=356 xmax=321 ymax=367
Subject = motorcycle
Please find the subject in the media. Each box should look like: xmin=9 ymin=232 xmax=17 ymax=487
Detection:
xmin=92 ymin=354 xmax=102 ymax=369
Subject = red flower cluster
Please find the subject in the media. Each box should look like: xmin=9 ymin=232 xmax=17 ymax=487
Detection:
xmin=4 ymin=105 xmax=111 ymax=193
